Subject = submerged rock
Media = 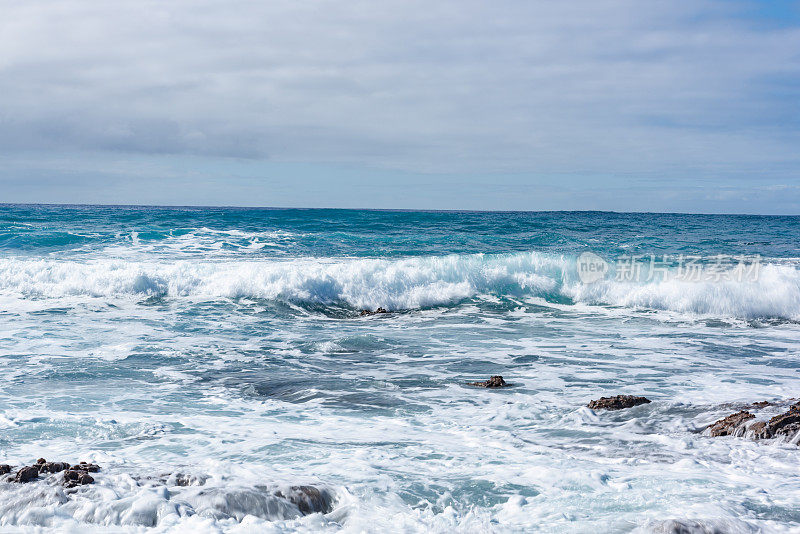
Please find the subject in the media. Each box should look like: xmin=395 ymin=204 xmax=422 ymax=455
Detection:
xmin=169 ymin=472 xmax=209 ymax=487
xmin=0 ymin=465 xmax=336 ymax=527
xmin=275 ymin=485 xmax=334 ymax=515
xmin=648 ymin=518 xmax=750 ymax=534
xmin=707 ymin=410 xmax=755 ymax=437
xmin=468 ymin=375 xmax=508 ymax=388
xmin=185 ymin=484 xmax=335 ymax=521
xmin=587 ymin=395 xmax=651 ymax=411
xmin=359 ymin=307 xmax=388 ymax=316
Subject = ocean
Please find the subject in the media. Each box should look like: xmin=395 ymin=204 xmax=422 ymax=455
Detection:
xmin=1 ymin=204 xmax=799 ymax=533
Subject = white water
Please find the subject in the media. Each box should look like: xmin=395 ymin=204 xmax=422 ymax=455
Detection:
xmin=2 ymin=253 xmax=800 ymax=320
xmin=3 ymin=284 xmax=800 ymax=532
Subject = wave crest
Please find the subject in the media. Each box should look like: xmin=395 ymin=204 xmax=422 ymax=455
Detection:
xmin=1 ymin=253 xmax=799 ymax=319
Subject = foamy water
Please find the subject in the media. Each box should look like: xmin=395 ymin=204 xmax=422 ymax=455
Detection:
xmin=1 ymin=206 xmax=799 ymax=532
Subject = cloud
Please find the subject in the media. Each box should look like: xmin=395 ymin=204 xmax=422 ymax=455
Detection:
xmin=0 ymin=0 xmax=798 ymax=178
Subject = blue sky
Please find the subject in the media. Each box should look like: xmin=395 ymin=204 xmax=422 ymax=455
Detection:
xmin=1 ymin=0 xmax=799 ymax=213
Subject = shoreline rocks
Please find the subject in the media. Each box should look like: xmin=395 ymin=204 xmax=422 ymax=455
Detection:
xmin=707 ymin=410 xmax=755 ymax=437
xmin=468 ymin=376 xmax=508 ymax=388
xmin=2 ymin=459 xmax=100 ymax=486
xmin=706 ymin=401 xmax=800 ymax=443
xmin=587 ymin=395 xmax=651 ymax=411
xmin=64 ymin=468 xmax=94 ymax=488
xmin=359 ymin=307 xmax=388 ymax=316
xmin=759 ymin=402 xmax=800 ymax=439
xmin=14 ymin=466 xmax=39 ymax=483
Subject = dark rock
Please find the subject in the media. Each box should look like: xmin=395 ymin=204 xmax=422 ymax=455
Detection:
xmin=72 ymin=462 xmax=100 ymax=473
xmin=654 ymin=519 xmax=732 ymax=533
xmin=169 ymin=473 xmax=208 ymax=487
xmin=708 ymin=402 xmax=800 ymax=443
xmin=587 ymin=395 xmax=651 ymax=411
xmin=468 ymin=375 xmax=508 ymax=388
xmin=63 ymin=467 xmax=96 ymax=487
xmin=756 ymin=404 xmax=800 ymax=440
xmin=707 ymin=410 xmax=755 ymax=437
xmin=14 ymin=466 xmax=39 ymax=483
xmin=36 ymin=458 xmax=46 ymax=465
xmin=359 ymin=307 xmax=389 ymax=316
xmin=38 ymin=461 xmax=70 ymax=474
xmin=0 ymin=465 xmax=11 ymax=475
xmin=275 ymin=485 xmax=334 ymax=515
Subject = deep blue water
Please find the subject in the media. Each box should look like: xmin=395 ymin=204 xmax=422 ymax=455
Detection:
xmin=2 ymin=205 xmax=800 ymax=259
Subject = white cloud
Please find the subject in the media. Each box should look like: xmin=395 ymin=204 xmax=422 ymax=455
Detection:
xmin=0 ymin=0 xmax=798 ymax=177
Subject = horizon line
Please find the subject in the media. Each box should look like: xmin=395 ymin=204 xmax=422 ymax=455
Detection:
xmin=1 ymin=201 xmax=798 ymax=218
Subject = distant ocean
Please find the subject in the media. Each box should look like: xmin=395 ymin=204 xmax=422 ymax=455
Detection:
xmin=2 ymin=204 xmax=800 ymax=533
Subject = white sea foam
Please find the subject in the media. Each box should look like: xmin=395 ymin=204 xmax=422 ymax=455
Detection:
xmin=3 ymin=295 xmax=800 ymax=532
xmin=1 ymin=253 xmax=799 ymax=319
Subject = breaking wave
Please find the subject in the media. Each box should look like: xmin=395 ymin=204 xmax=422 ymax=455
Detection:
xmin=2 ymin=252 xmax=800 ymax=320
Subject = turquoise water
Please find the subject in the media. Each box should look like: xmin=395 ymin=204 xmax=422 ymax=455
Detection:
xmin=1 ymin=205 xmax=800 ymax=532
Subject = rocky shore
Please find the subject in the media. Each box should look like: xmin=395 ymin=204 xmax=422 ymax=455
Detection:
xmin=0 ymin=461 xmax=335 ymax=526
xmin=0 ymin=384 xmax=796 ymax=530
xmin=705 ymin=401 xmax=800 ymax=441
xmin=465 ymin=375 xmax=799 ymax=446
xmin=0 ymin=458 xmax=99 ymax=487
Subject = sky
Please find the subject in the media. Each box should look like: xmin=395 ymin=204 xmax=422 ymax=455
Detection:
xmin=1 ymin=0 xmax=799 ymax=213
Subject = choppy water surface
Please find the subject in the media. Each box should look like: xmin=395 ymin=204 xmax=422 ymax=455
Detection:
xmin=1 ymin=205 xmax=800 ymax=533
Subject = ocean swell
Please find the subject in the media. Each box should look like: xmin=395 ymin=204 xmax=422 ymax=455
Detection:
xmin=1 ymin=253 xmax=800 ymax=319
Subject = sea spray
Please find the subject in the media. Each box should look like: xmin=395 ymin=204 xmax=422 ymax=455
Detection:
xmin=2 ymin=253 xmax=799 ymax=319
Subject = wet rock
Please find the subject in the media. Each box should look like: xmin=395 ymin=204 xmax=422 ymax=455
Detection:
xmin=587 ymin=395 xmax=651 ymax=411
xmin=0 ymin=465 xmax=11 ymax=475
xmin=708 ymin=402 xmax=800 ymax=443
xmin=38 ymin=461 xmax=70 ymax=474
xmin=753 ymin=403 xmax=800 ymax=440
xmin=63 ymin=468 xmax=95 ymax=488
xmin=72 ymin=462 xmax=100 ymax=473
xmin=14 ymin=466 xmax=39 ymax=483
xmin=706 ymin=410 xmax=755 ymax=437
xmin=749 ymin=421 xmax=768 ymax=437
xmin=468 ymin=375 xmax=508 ymax=388
xmin=169 ymin=472 xmax=208 ymax=487
xmin=359 ymin=307 xmax=388 ymax=316
xmin=650 ymin=518 xmax=745 ymax=533
xmin=275 ymin=485 xmax=334 ymax=515
xmin=36 ymin=458 xmax=46 ymax=465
